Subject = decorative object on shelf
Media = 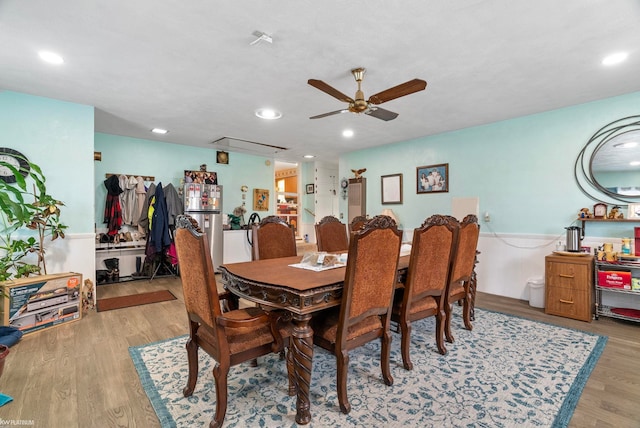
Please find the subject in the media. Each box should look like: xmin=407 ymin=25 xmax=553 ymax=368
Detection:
xmin=417 ymin=163 xmax=448 ymax=194
xmin=621 ymin=237 xmax=632 ymax=255
xmin=216 ymin=151 xmax=229 ymax=164
xmin=381 ymin=173 xmax=403 ymax=204
xmin=253 ymin=188 xmax=269 ymax=211
xmin=593 ymin=202 xmax=607 ymax=218
xmin=94 ymin=151 xmax=102 ymax=161
xmin=578 ymin=207 xmax=593 ymax=218
xmin=306 ymin=183 xmax=315 ymax=194
xmin=607 ymin=205 xmax=624 ymax=219
xmin=340 ymin=177 xmax=348 ymax=200
xmin=351 ymin=168 xmax=366 ymax=179
xmin=0 ymin=148 xmax=30 ymax=183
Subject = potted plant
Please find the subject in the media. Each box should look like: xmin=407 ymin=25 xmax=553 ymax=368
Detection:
xmin=0 ymin=156 xmax=67 ymax=281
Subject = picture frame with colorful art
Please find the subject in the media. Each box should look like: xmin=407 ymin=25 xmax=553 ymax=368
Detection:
xmin=253 ymin=189 xmax=269 ymax=211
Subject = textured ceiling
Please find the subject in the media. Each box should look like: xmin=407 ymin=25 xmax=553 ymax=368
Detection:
xmin=1 ymin=0 xmax=639 ymax=165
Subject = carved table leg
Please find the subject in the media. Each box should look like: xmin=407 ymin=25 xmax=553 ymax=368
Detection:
xmin=291 ymin=313 xmax=314 ymax=425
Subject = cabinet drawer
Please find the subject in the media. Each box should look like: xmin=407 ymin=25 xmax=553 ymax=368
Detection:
xmin=546 ymin=261 xmax=590 ymax=291
xmin=546 ymin=286 xmax=592 ymax=322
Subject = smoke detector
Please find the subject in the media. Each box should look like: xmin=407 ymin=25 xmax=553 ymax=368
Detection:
xmin=250 ymin=30 xmax=273 ymax=46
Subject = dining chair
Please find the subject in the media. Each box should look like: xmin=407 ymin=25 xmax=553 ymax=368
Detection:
xmin=174 ymin=214 xmax=294 ymax=428
xmin=391 ymin=215 xmax=459 ymax=368
xmin=251 ymin=215 xmax=297 ymax=260
xmin=315 ymin=215 xmax=349 ymax=253
xmin=348 ymin=215 xmax=368 ymax=235
xmin=311 ymin=214 xmax=402 ymax=414
xmin=445 ymin=214 xmax=480 ymax=343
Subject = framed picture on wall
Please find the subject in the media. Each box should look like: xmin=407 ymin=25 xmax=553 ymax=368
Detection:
xmin=306 ymin=183 xmax=315 ymax=194
xmin=381 ymin=173 xmax=403 ymax=204
xmin=253 ymin=188 xmax=269 ymax=211
xmin=416 ymin=163 xmax=448 ymax=194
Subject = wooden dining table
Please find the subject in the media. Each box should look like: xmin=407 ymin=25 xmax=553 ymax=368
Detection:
xmin=219 ymin=254 xmax=409 ymax=425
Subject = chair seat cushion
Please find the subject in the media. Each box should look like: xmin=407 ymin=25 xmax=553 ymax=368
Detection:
xmin=312 ymin=308 xmax=382 ymax=345
xmin=197 ymin=307 xmax=284 ymax=355
xmin=393 ymin=295 xmax=438 ymax=318
xmin=449 ymin=281 xmax=465 ymax=299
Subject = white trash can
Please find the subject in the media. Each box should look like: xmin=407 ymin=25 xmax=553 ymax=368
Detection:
xmin=528 ymin=277 xmax=545 ymax=308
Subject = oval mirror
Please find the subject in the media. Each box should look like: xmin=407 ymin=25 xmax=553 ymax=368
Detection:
xmin=576 ymin=115 xmax=640 ymax=203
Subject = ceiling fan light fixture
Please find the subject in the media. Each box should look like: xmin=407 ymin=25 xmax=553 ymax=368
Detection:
xmin=255 ymin=108 xmax=282 ymax=120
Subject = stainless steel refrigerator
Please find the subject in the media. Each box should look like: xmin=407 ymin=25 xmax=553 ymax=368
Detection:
xmin=183 ymin=183 xmax=223 ymax=272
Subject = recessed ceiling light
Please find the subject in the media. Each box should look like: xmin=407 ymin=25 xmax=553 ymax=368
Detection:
xmin=342 ymin=129 xmax=354 ymax=138
xmin=602 ymin=52 xmax=628 ymax=66
xmin=630 ymin=161 xmax=640 ymax=166
xmin=303 ymin=155 xmax=315 ymax=159
xmin=255 ymin=108 xmax=282 ymax=120
xmin=151 ymin=128 xmax=168 ymax=134
xmin=38 ymin=51 xmax=64 ymax=65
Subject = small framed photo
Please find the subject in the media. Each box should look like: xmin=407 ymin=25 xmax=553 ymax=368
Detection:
xmin=628 ymin=203 xmax=640 ymax=219
xmin=417 ymin=163 xmax=448 ymax=194
xmin=306 ymin=183 xmax=315 ymax=194
xmin=216 ymin=151 xmax=229 ymax=164
xmin=381 ymin=173 xmax=403 ymax=204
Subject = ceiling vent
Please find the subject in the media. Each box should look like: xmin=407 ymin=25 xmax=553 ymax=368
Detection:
xmin=210 ymin=137 xmax=288 ymax=156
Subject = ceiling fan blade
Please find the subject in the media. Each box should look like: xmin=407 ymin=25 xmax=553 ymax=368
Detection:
xmin=367 ymin=79 xmax=427 ymax=105
xmin=365 ymin=107 xmax=399 ymax=121
xmin=310 ymin=109 xmax=349 ymax=119
xmin=308 ymin=79 xmax=354 ymax=103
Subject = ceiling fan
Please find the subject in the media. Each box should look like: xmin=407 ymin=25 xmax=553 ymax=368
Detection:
xmin=308 ymin=68 xmax=427 ymax=121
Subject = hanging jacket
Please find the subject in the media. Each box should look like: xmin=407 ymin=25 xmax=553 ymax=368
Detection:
xmin=163 ymin=183 xmax=183 ymax=227
xmin=149 ymin=182 xmax=171 ymax=253
xmin=138 ymin=182 xmax=156 ymax=235
xmin=103 ymin=175 xmax=123 ymax=235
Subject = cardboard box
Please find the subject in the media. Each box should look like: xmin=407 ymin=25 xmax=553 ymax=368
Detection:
xmin=1 ymin=272 xmax=82 ymax=334
xmin=597 ymin=270 xmax=631 ymax=289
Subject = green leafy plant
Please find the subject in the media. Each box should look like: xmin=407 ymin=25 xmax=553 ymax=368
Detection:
xmin=0 ymin=158 xmax=67 ymax=281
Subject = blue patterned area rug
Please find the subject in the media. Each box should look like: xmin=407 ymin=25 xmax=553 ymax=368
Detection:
xmin=129 ymin=307 xmax=607 ymax=428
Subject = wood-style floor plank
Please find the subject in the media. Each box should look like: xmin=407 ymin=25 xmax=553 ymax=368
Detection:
xmin=0 ymin=277 xmax=638 ymax=427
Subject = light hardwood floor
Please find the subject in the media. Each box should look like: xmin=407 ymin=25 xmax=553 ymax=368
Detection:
xmin=1 ymin=277 xmax=639 ymax=427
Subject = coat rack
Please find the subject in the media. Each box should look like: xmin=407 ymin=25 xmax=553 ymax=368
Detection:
xmin=105 ymin=173 xmax=155 ymax=182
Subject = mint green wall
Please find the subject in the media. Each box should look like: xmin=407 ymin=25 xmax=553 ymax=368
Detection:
xmin=0 ymin=91 xmax=94 ymax=233
xmin=341 ymin=91 xmax=640 ymax=237
xmin=94 ymin=133 xmax=275 ymax=226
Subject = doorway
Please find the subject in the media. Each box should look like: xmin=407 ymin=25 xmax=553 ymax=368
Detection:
xmin=274 ymin=161 xmax=300 ymax=237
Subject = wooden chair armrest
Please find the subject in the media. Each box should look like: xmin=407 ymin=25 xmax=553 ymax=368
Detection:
xmin=216 ymin=313 xmax=269 ymax=329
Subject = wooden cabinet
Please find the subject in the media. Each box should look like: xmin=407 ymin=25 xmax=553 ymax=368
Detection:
xmin=545 ymin=254 xmax=594 ymax=322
